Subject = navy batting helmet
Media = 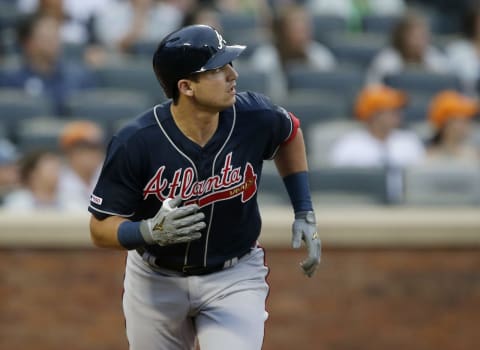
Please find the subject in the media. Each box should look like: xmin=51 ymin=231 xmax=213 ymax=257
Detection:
xmin=152 ymin=25 xmax=246 ymax=101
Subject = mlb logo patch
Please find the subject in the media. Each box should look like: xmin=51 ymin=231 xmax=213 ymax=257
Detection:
xmin=90 ymin=194 xmax=103 ymax=205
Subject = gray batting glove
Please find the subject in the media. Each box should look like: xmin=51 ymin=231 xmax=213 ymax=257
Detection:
xmin=292 ymin=211 xmax=321 ymax=277
xmin=139 ymin=197 xmax=206 ymax=246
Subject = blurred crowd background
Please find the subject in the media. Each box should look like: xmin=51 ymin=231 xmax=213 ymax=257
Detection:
xmin=1 ymin=0 xmax=480 ymax=211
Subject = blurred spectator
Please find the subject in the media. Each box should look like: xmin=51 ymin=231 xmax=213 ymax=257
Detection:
xmin=305 ymin=0 xmax=406 ymax=30
xmin=328 ymin=85 xmax=425 ymax=201
xmin=445 ymin=4 xmax=480 ymax=95
xmin=2 ymin=149 xmax=62 ymax=210
xmin=94 ymin=0 xmax=188 ymax=54
xmin=249 ymin=4 xmax=337 ymax=101
xmin=0 ymin=139 xmax=20 ymax=205
xmin=182 ymin=4 xmax=222 ymax=30
xmin=18 ymin=0 xmax=110 ymax=67
xmin=16 ymin=0 xmax=109 ymax=55
xmin=3 ymin=14 xmax=96 ymax=115
xmin=365 ymin=11 xmax=451 ymax=85
xmin=212 ymin=0 xmax=270 ymax=18
xmin=57 ymin=120 xmax=105 ymax=211
xmin=425 ymin=90 xmax=480 ymax=163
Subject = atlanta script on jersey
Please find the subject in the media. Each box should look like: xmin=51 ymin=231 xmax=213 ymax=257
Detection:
xmin=89 ymin=92 xmax=299 ymax=268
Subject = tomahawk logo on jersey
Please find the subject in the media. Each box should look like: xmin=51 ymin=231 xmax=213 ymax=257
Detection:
xmin=89 ymin=91 xmax=299 ymax=267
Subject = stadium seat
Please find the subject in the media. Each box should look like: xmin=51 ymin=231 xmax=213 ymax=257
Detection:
xmin=219 ymin=13 xmax=261 ymax=44
xmin=384 ymin=71 xmax=461 ymax=96
xmin=130 ymin=41 xmax=158 ymax=57
xmin=0 ymin=89 xmax=54 ymax=141
xmin=65 ymin=88 xmax=152 ymax=135
xmin=402 ymin=93 xmax=431 ymax=125
xmin=257 ymin=162 xmax=290 ymax=206
xmin=0 ymin=2 xmax=21 ymax=30
xmin=234 ymin=36 xmax=267 ymax=60
xmin=16 ymin=116 xmax=69 ymax=152
xmin=93 ymin=60 xmax=166 ymax=103
xmin=0 ymin=27 xmax=19 ymax=58
xmin=287 ymin=67 xmax=364 ymax=97
xmin=235 ymin=68 xmax=269 ymax=95
xmin=323 ymin=32 xmax=386 ymax=68
xmin=62 ymin=43 xmax=86 ymax=62
xmin=283 ymin=92 xmax=350 ymax=136
xmin=0 ymin=119 xmax=7 ymax=139
xmin=309 ymin=167 xmax=389 ymax=205
xmin=362 ymin=15 xmax=401 ymax=33
xmin=470 ymin=122 xmax=480 ymax=149
xmin=404 ymin=163 xmax=480 ymax=206
xmin=430 ymin=11 xmax=461 ymax=35
xmin=311 ymin=15 xmax=348 ymax=42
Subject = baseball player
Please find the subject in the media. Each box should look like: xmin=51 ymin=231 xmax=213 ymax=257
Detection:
xmin=88 ymin=25 xmax=320 ymax=350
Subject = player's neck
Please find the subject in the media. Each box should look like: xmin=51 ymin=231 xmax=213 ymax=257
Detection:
xmin=170 ymin=102 xmax=219 ymax=147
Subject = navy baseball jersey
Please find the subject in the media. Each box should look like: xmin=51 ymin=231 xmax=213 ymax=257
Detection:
xmin=89 ymin=91 xmax=299 ymax=268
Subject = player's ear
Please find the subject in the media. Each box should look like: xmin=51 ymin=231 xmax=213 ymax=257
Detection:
xmin=178 ymin=79 xmax=194 ymax=97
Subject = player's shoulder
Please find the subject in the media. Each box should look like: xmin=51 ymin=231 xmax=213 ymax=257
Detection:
xmin=234 ymin=91 xmax=292 ymax=124
xmin=114 ymin=102 xmax=169 ymax=143
xmin=234 ymin=91 xmax=277 ymax=113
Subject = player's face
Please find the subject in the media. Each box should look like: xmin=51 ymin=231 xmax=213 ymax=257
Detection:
xmin=190 ymin=64 xmax=239 ymax=110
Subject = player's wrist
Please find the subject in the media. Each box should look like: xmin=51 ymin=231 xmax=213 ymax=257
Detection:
xmin=294 ymin=211 xmax=316 ymax=223
xmin=139 ymin=219 xmax=155 ymax=244
xmin=117 ymin=221 xmax=149 ymax=250
xmin=283 ymin=171 xmax=313 ymax=213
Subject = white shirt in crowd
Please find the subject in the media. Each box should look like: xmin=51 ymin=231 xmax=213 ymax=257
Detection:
xmin=329 ymin=128 xmax=425 ymax=168
xmin=329 ymin=128 xmax=425 ymax=202
xmin=306 ymin=0 xmax=406 ymax=18
xmin=365 ymin=46 xmax=451 ymax=85
xmin=2 ymin=166 xmax=100 ymax=211
xmin=58 ymin=166 xmax=100 ymax=211
xmin=17 ymin=0 xmax=110 ymax=45
xmin=94 ymin=0 xmax=183 ymax=49
xmin=2 ymin=190 xmax=62 ymax=211
xmin=445 ymin=39 xmax=480 ymax=95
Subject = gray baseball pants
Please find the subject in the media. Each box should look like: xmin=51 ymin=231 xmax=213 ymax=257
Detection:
xmin=123 ymin=247 xmax=269 ymax=350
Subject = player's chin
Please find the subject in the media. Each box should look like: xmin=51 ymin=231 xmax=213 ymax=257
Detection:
xmin=219 ymin=94 xmax=236 ymax=109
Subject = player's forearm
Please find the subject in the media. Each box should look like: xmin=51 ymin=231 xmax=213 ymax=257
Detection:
xmin=275 ymin=129 xmax=314 ymax=213
xmin=274 ymin=128 xmax=308 ymax=177
xmin=89 ymin=215 xmax=129 ymax=249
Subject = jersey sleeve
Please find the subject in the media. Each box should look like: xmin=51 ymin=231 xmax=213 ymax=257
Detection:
xmin=263 ymin=103 xmax=300 ymax=160
xmin=88 ymin=136 xmax=144 ymax=219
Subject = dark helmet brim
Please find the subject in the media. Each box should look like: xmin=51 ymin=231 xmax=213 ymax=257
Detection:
xmin=194 ymin=44 xmax=246 ymax=73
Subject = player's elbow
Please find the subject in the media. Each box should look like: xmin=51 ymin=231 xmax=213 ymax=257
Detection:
xmin=89 ymin=222 xmax=104 ymax=248
xmin=89 ymin=215 xmax=126 ymax=249
xmin=89 ymin=215 xmax=110 ymax=248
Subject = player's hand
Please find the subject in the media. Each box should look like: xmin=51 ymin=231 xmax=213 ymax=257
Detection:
xmin=292 ymin=211 xmax=321 ymax=277
xmin=139 ymin=197 xmax=206 ymax=246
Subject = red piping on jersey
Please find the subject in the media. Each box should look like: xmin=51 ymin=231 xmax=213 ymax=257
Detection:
xmin=282 ymin=112 xmax=300 ymax=145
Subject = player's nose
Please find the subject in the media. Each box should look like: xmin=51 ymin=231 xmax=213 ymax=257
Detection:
xmin=226 ymin=63 xmax=239 ymax=81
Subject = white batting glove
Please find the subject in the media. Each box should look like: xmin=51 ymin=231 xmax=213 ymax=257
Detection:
xmin=292 ymin=211 xmax=321 ymax=277
xmin=139 ymin=197 xmax=206 ymax=246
